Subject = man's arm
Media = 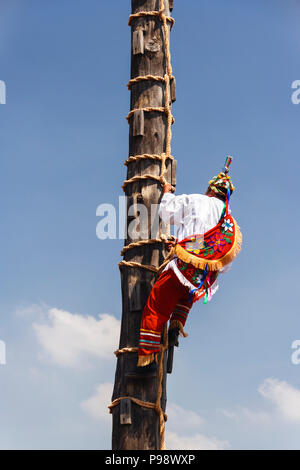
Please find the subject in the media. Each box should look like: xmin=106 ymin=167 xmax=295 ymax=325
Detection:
xmin=159 ymin=184 xmax=188 ymax=226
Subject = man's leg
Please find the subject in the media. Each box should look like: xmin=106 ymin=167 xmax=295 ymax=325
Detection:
xmin=138 ymin=268 xmax=189 ymax=367
xmin=169 ymin=293 xmax=194 ymax=337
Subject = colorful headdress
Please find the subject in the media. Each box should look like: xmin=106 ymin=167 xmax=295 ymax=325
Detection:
xmin=208 ymin=156 xmax=235 ymax=197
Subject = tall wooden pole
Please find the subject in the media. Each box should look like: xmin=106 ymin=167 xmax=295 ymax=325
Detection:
xmin=111 ymin=0 xmax=176 ymax=450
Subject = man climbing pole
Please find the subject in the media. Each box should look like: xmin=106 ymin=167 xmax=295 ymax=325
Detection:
xmin=132 ymin=156 xmax=242 ymax=376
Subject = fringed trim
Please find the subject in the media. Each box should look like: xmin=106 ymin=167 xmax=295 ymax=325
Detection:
xmin=137 ymin=353 xmax=155 ymax=367
xmin=175 ymin=219 xmax=242 ymax=272
xmin=169 ymin=320 xmax=188 ymax=338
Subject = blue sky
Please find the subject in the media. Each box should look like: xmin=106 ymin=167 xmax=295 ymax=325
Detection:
xmin=1 ymin=0 xmax=300 ymax=450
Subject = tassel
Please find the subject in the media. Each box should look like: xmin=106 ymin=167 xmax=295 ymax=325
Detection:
xmin=225 ymin=187 xmax=230 ymax=216
xmin=208 ymin=287 xmax=212 ymax=302
xmin=137 ymin=353 xmax=155 ymax=367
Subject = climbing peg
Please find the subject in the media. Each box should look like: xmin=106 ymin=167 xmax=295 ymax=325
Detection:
xmin=132 ymin=30 xmax=144 ymax=55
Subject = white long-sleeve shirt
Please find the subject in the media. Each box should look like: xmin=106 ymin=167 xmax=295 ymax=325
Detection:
xmin=159 ymin=192 xmax=225 ymax=241
xmin=158 ymin=192 xmax=231 ymax=295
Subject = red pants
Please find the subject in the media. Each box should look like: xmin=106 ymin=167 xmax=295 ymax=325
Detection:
xmin=137 ymin=268 xmax=193 ymax=366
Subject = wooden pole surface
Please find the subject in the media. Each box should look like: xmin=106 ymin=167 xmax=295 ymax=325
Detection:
xmin=111 ymin=0 xmax=176 ymax=450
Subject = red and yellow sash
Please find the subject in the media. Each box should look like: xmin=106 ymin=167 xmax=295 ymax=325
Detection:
xmin=175 ymin=214 xmax=242 ymax=271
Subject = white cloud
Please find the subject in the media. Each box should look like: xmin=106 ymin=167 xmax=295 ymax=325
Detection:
xmin=239 ymin=407 xmax=271 ymax=424
xmin=219 ymin=378 xmax=300 ymax=426
xmin=167 ymin=403 xmax=204 ymax=433
xmin=166 ymin=431 xmax=229 ymax=450
xmin=15 ymin=302 xmax=49 ymax=318
xmin=33 ymin=308 xmax=120 ymax=367
xmin=166 ymin=402 xmax=229 ymax=450
xmin=81 ymin=383 xmax=113 ymax=422
xmin=218 ymin=407 xmax=270 ymax=425
xmin=218 ymin=408 xmax=238 ymax=421
xmin=258 ymin=378 xmax=300 ymax=422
